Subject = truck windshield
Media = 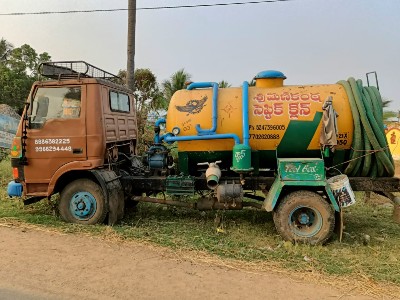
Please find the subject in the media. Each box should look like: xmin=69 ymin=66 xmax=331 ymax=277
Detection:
xmin=30 ymin=87 xmax=81 ymax=129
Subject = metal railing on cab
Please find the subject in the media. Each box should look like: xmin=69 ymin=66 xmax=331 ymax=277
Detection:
xmin=38 ymin=61 xmax=122 ymax=83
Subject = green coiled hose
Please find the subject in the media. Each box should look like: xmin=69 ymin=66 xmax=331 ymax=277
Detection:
xmin=337 ymin=78 xmax=394 ymax=177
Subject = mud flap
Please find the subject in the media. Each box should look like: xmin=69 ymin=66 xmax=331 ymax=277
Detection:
xmin=334 ymin=209 xmax=344 ymax=242
xmin=91 ymin=170 xmax=124 ymax=225
xmin=326 ymin=184 xmax=343 ymax=241
xmin=262 ymin=178 xmax=283 ymax=212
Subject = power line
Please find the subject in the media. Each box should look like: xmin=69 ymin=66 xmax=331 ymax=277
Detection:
xmin=0 ymin=0 xmax=296 ymax=16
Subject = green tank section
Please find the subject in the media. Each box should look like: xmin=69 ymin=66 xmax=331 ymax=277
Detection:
xmin=231 ymin=144 xmax=253 ymax=173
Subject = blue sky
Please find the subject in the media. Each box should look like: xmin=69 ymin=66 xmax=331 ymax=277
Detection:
xmin=1 ymin=0 xmax=399 ymax=109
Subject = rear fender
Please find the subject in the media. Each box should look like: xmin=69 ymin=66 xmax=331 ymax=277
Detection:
xmin=262 ymin=178 xmax=340 ymax=212
xmin=90 ymin=169 xmax=124 ymax=225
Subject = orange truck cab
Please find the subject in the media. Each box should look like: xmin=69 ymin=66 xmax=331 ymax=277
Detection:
xmin=8 ymin=61 xmax=138 ymax=224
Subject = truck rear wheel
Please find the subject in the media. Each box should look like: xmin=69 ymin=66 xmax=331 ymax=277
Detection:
xmin=273 ymin=190 xmax=335 ymax=245
xmin=59 ymin=179 xmax=107 ymax=225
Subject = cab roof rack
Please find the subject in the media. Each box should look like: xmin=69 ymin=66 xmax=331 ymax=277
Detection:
xmin=38 ymin=61 xmax=121 ymax=82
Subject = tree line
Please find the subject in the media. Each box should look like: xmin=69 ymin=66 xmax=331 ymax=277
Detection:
xmin=0 ymin=38 xmax=50 ymax=113
xmin=0 ymin=38 xmax=232 ymax=146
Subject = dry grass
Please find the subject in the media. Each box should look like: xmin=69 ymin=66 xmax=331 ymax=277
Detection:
xmin=1 ymin=217 xmax=399 ymax=299
xmin=1 ymin=157 xmax=400 ymax=299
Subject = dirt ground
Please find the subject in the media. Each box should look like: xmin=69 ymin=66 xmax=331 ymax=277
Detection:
xmin=0 ymin=225 xmax=378 ymax=300
xmin=0 ymin=161 xmax=398 ymax=299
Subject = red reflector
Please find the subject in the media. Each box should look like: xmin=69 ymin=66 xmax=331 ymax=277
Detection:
xmin=12 ymin=168 xmax=19 ymax=179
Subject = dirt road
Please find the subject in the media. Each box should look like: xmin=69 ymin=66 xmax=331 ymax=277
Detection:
xmin=0 ymin=225 xmax=377 ymax=300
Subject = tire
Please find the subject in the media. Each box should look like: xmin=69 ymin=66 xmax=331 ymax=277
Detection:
xmin=59 ymin=179 xmax=107 ymax=225
xmin=273 ymin=190 xmax=335 ymax=245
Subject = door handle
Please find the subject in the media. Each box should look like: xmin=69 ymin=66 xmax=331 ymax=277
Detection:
xmin=72 ymin=148 xmax=83 ymax=154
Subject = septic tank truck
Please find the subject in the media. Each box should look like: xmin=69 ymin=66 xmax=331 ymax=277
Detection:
xmin=7 ymin=61 xmax=400 ymax=245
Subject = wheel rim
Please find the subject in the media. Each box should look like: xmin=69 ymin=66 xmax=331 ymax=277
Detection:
xmin=288 ymin=205 xmax=322 ymax=238
xmin=69 ymin=191 xmax=97 ymax=220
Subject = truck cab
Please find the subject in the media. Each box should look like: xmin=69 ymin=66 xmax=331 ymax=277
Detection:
xmin=8 ymin=61 xmax=137 ymax=223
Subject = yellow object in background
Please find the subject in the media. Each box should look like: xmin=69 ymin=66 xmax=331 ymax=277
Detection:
xmin=386 ymin=127 xmax=400 ymax=159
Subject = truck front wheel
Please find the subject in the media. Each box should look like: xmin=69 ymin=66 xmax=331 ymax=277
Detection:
xmin=59 ymin=179 xmax=107 ymax=225
xmin=273 ymin=190 xmax=335 ymax=245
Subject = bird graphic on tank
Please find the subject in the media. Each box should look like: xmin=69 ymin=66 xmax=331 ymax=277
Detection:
xmin=175 ymin=96 xmax=208 ymax=116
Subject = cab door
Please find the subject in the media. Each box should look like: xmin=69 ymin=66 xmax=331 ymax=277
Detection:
xmin=24 ymin=85 xmax=87 ymax=195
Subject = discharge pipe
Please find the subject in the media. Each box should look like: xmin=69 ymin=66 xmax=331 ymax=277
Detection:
xmin=231 ymin=81 xmax=253 ymax=173
xmin=198 ymin=161 xmax=222 ymax=189
xmin=187 ymin=82 xmax=219 ymax=135
xmin=163 ymin=133 xmax=240 ymax=145
xmin=242 ymin=81 xmax=250 ymax=146
xmin=154 ymin=118 xmax=240 ymax=145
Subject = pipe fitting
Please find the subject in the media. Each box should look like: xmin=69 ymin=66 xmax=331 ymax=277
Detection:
xmin=163 ymin=133 xmax=240 ymax=145
xmin=187 ymin=82 xmax=219 ymax=135
xmin=154 ymin=118 xmax=166 ymax=144
xmin=199 ymin=161 xmax=222 ymax=190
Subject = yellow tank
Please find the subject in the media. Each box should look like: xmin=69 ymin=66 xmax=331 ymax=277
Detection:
xmin=164 ymin=70 xmax=393 ymax=177
xmin=166 ymin=83 xmax=353 ymax=153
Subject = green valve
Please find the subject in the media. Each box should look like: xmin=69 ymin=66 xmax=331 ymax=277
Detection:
xmin=231 ymin=144 xmax=253 ymax=173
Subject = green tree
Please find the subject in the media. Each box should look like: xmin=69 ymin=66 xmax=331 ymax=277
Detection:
xmin=134 ymin=69 xmax=165 ymax=114
xmin=383 ymin=111 xmax=397 ymax=122
xmin=0 ymin=38 xmax=13 ymax=62
xmin=117 ymin=69 xmax=127 ymax=85
xmin=162 ymin=69 xmax=191 ymax=102
xmin=133 ymin=69 xmax=165 ymax=149
xmin=218 ymin=80 xmax=231 ymax=88
xmin=0 ymin=64 xmax=34 ymax=111
xmin=108 ymin=68 xmax=167 ymax=152
xmin=382 ymin=98 xmax=392 ymax=109
xmin=381 ymin=98 xmax=397 ymax=122
xmin=0 ymin=38 xmax=51 ymax=112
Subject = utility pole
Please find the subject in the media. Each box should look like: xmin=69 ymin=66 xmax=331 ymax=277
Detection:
xmin=127 ymin=0 xmax=136 ymax=90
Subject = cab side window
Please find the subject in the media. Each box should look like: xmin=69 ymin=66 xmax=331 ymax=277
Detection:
xmin=110 ymin=91 xmax=130 ymax=113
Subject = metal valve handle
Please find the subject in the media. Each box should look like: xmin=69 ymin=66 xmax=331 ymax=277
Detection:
xmin=197 ymin=160 xmax=222 ymax=166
